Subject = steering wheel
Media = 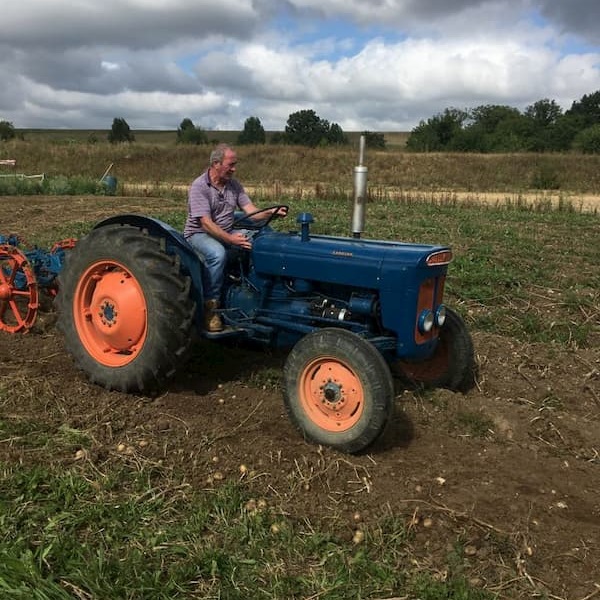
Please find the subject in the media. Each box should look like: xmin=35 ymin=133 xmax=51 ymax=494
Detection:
xmin=232 ymin=204 xmax=289 ymax=231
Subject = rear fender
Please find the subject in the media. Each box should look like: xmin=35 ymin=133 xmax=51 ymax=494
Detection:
xmin=92 ymin=214 xmax=204 ymax=307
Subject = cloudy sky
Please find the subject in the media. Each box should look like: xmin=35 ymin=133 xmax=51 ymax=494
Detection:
xmin=1 ymin=0 xmax=599 ymax=132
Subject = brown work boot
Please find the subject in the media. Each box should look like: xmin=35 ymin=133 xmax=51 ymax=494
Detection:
xmin=203 ymin=299 xmax=223 ymax=332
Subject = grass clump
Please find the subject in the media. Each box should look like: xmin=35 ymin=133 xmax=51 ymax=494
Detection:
xmin=453 ymin=410 xmax=495 ymax=438
xmin=0 ymin=175 xmax=115 ymax=196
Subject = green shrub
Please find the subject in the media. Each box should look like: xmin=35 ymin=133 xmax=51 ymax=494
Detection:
xmin=0 ymin=120 xmax=16 ymax=141
xmin=572 ymin=124 xmax=600 ymax=154
xmin=0 ymin=175 xmax=107 ymax=196
xmin=177 ymin=118 xmax=208 ymax=145
xmin=529 ymin=163 xmax=560 ymax=189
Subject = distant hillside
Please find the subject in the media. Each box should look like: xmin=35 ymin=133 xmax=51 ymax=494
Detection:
xmin=19 ymin=129 xmax=410 ymax=148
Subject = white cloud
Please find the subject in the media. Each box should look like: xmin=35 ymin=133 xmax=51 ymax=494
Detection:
xmin=0 ymin=0 xmax=599 ymax=130
xmin=101 ymin=61 xmax=121 ymax=72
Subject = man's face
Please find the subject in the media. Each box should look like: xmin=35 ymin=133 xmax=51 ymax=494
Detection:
xmin=214 ymin=150 xmax=238 ymax=182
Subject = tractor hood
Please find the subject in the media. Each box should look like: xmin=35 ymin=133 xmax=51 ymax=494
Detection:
xmin=252 ymin=230 xmax=452 ymax=288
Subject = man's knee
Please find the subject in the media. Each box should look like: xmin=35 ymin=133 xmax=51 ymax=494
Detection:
xmin=189 ymin=235 xmax=225 ymax=265
xmin=206 ymin=244 xmax=226 ymax=268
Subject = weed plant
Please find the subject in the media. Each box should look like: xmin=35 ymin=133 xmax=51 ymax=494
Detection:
xmin=0 ymin=174 xmax=115 ymax=196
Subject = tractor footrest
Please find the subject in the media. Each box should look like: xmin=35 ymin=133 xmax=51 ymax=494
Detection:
xmin=201 ymin=326 xmax=247 ymax=340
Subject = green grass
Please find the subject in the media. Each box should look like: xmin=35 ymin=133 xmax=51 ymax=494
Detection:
xmin=0 ymin=174 xmax=115 ymax=196
xmin=0 ymin=456 xmax=491 ymax=599
xmin=453 ymin=410 xmax=495 ymax=438
xmin=1 ymin=379 xmax=493 ymax=598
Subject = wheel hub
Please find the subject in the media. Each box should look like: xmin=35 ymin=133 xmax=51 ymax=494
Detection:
xmin=321 ymin=380 xmax=345 ymax=407
xmin=0 ymin=282 xmax=11 ymax=300
xmin=299 ymin=357 xmax=364 ymax=432
xmin=74 ymin=262 xmax=147 ymax=365
xmin=88 ymin=270 xmax=146 ymax=349
xmin=99 ymin=300 xmax=118 ymax=326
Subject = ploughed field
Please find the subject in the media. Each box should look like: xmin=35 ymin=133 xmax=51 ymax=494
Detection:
xmin=1 ymin=194 xmax=599 ymax=599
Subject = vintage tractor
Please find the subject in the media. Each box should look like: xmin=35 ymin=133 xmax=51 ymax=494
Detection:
xmin=0 ymin=234 xmax=76 ymax=333
xmin=55 ymin=145 xmax=475 ymax=454
xmin=55 ymin=210 xmax=474 ymax=454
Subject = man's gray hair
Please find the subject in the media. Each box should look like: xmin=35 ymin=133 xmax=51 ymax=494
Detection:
xmin=209 ymin=143 xmax=232 ymax=166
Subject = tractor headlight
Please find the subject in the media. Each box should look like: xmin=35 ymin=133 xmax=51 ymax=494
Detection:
xmin=435 ymin=305 xmax=447 ymax=328
xmin=418 ymin=310 xmax=434 ymax=334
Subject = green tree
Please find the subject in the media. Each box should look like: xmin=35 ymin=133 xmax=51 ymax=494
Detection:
xmin=406 ymin=108 xmax=467 ymax=151
xmin=550 ymin=113 xmax=583 ymax=151
xmin=522 ymin=99 xmax=564 ymax=151
xmin=566 ymin=90 xmax=600 ymax=128
xmin=177 ymin=118 xmax=207 ymax=145
xmin=404 ymin=91 xmax=600 ymax=153
xmin=326 ymin=122 xmax=348 ymax=146
xmin=486 ymin=117 xmax=529 ymax=152
xmin=572 ymin=124 xmax=600 ymax=153
xmin=525 ymin=98 xmax=563 ymax=127
xmin=238 ymin=116 xmax=266 ymax=145
xmin=406 ymin=119 xmax=441 ymax=152
xmin=361 ymin=131 xmax=386 ymax=149
xmin=0 ymin=120 xmax=16 ymax=141
xmin=285 ymin=109 xmax=330 ymax=147
xmin=469 ymin=105 xmax=522 ymax=133
xmin=448 ymin=126 xmax=489 ymax=152
xmin=108 ymin=118 xmax=135 ymax=143
xmin=457 ymin=105 xmax=528 ymax=152
xmin=269 ymin=131 xmax=286 ymax=145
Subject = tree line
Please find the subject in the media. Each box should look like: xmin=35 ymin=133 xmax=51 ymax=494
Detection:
xmin=0 ymin=111 xmax=386 ymax=149
xmin=174 ymin=110 xmax=386 ymax=149
xmin=406 ymin=90 xmax=600 ymax=153
xmin=2 ymin=89 xmax=599 ymax=153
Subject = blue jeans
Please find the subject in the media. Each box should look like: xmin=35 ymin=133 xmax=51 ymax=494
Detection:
xmin=186 ymin=231 xmax=252 ymax=301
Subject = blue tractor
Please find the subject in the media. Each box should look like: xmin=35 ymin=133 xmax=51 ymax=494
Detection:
xmin=56 ymin=205 xmax=475 ymax=454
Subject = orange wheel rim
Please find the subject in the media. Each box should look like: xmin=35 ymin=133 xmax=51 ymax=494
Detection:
xmin=298 ymin=356 xmax=364 ymax=432
xmin=0 ymin=245 xmax=39 ymax=333
xmin=73 ymin=260 xmax=147 ymax=366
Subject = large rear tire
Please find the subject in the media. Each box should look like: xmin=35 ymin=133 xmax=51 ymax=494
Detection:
xmin=283 ymin=328 xmax=395 ymax=454
xmin=57 ymin=224 xmax=195 ymax=394
xmin=395 ymin=307 xmax=476 ymax=392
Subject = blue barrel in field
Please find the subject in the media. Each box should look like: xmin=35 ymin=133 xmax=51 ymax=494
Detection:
xmin=101 ymin=175 xmax=118 ymax=195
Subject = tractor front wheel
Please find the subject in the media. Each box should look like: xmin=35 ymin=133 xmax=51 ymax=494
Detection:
xmin=57 ymin=224 xmax=195 ymax=394
xmin=395 ymin=307 xmax=475 ymax=392
xmin=283 ymin=328 xmax=395 ymax=454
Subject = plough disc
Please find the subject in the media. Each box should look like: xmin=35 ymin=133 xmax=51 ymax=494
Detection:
xmin=0 ymin=244 xmax=39 ymax=333
xmin=46 ymin=238 xmax=77 ymax=297
xmin=50 ymin=238 xmax=77 ymax=253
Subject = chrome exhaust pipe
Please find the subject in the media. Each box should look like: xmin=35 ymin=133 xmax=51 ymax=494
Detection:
xmin=351 ymin=135 xmax=367 ymax=238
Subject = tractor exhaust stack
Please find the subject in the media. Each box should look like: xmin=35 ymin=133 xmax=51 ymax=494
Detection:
xmin=351 ymin=135 xmax=368 ymax=238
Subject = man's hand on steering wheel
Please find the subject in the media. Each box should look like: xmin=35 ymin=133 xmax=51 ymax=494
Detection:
xmin=232 ymin=204 xmax=289 ymax=230
xmin=271 ymin=205 xmax=288 ymax=218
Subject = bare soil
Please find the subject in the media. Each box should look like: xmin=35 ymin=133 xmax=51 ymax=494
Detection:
xmin=1 ymin=196 xmax=599 ymax=599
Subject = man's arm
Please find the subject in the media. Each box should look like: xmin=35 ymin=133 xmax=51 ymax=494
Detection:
xmin=242 ymin=202 xmax=288 ymax=220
